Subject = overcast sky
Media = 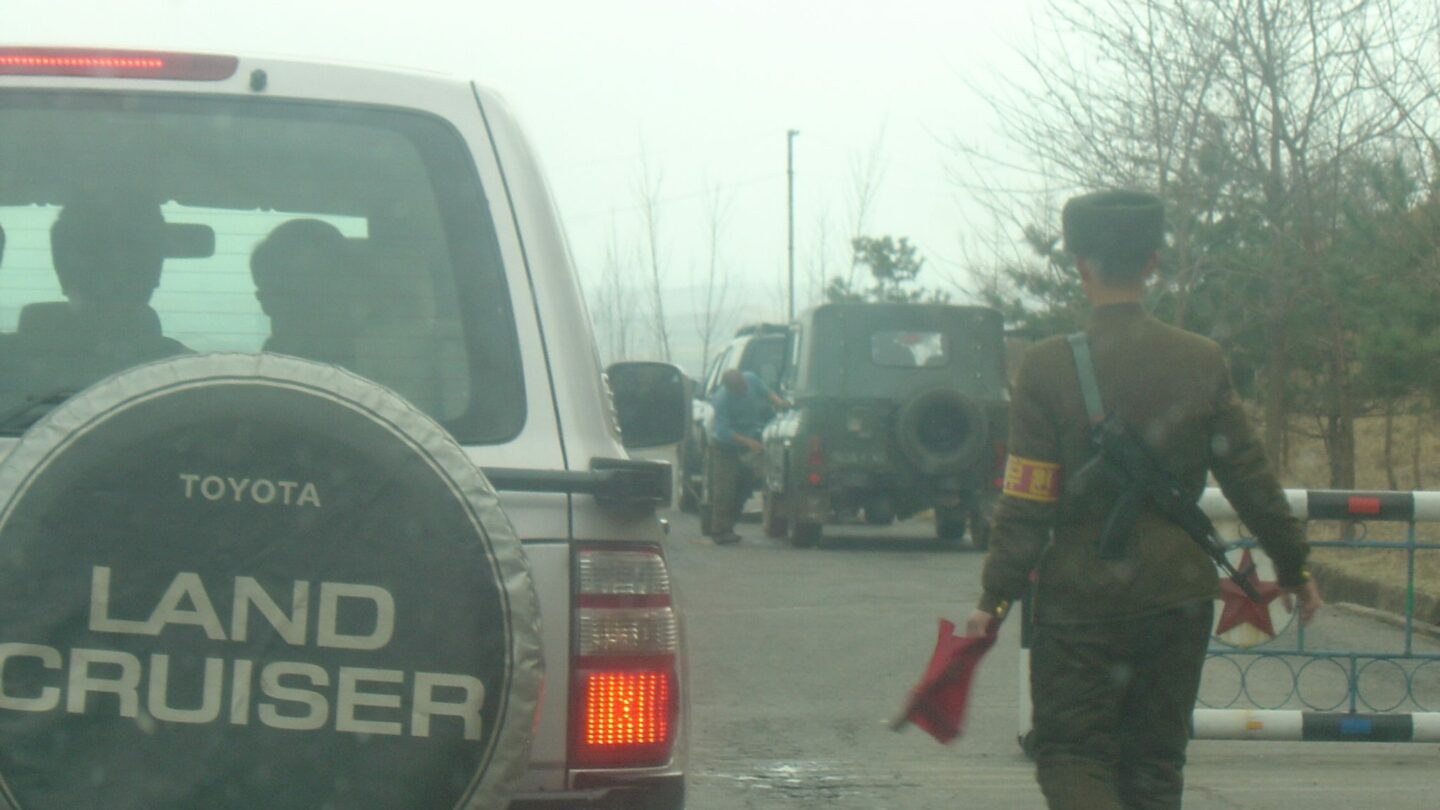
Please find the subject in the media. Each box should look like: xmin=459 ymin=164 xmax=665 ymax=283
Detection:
xmin=13 ymin=0 xmax=1053 ymax=368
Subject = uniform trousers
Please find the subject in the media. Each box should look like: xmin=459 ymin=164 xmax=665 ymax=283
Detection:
xmin=1030 ymin=600 xmax=1214 ymax=810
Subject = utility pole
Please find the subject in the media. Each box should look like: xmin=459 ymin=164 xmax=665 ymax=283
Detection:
xmin=787 ymin=128 xmax=799 ymax=322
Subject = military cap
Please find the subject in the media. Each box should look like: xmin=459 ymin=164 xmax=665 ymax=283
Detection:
xmin=1061 ymin=190 xmax=1165 ymax=261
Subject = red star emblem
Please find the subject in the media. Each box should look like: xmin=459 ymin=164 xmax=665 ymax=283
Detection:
xmin=1215 ymin=549 xmax=1283 ymax=637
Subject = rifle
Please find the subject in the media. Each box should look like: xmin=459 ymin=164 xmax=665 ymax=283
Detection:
xmin=1071 ymin=415 xmax=1262 ymax=602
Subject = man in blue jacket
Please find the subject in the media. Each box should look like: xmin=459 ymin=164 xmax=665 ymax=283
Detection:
xmin=707 ymin=369 xmax=787 ymax=544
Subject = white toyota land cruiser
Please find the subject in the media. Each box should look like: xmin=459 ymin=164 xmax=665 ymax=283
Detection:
xmin=0 ymin=47 xmax=686 ymax=809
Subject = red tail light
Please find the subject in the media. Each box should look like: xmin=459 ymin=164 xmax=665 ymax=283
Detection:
xmin=571 ymin=547 xmax=679 ymax=769
xmin=581 ymin=670 xmax=671 ymax=746
xmin=0 ymin=48 xmax=237 ymax=80
xmin=805 ymin=436 xmax=824 ymax=486
xmin=574 ymin=658 xmax=676 ymax=767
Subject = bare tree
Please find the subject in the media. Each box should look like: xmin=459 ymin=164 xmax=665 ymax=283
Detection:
xmin=958 ymin=0 xmax=1440 ymax=487
xmin=843 ymin=126 xmax=889 ymax=289
xmin=1209 ymin=0 xmax=1440 ymax=485
xmin=634 ymin=152 xmax=673 ymax=361
xmin=806 ymin=207 xmax=835 ymax=311
xmin=692 ymin=182 xmax=735 ymax=373
xmin=593 ymin=218 xmax=636 ymax=363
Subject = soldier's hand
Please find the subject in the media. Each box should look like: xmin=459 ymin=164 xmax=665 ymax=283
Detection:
xmin=964 ymin=609 xmax=996 ymax=638
xmin=1283 ymin=580 xmax=1323 ymax=626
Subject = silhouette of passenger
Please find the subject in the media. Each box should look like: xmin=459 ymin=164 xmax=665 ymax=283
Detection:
xmin=51 ymin=201 xmax=169 ymax=310
xmin=11 ymin=200 xmax=187 ymax=393
xmin=250 ymin=219 xmax=357 ymax=366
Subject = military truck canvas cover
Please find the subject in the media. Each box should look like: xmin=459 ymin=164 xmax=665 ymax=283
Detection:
xmin=788 ymin=304 xmax=1006 ymax=400
xmin=0 ymin=354 xmax=543 ymax=810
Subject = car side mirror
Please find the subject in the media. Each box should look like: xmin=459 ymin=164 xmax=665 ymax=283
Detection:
xmin=607 ymin=361 xmax=689 ymax=449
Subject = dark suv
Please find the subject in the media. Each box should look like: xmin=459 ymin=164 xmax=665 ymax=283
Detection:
xmin=760 ymin=303 xmax=1008 ymax=547
xmin=677 ymin=323 xmax=791 ymax=515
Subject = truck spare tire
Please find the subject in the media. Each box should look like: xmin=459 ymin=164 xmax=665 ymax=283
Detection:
xmin=894 ymin=388 xmax=987 ymax=476
xmin=0 ymin=353 xmax=543 ymax=810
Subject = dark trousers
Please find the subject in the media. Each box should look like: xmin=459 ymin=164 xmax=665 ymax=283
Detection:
xmin=707 ymin=442 xmax=755 ymax=535
xmin=1030 ymin=601 xmax=1214 ymax=810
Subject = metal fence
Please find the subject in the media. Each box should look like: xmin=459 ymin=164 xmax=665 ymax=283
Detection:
xmin=1017 ymin=489 xmax=1440 ymax=749
xmin=1193 ymin=489 xmax=1440 ymax=743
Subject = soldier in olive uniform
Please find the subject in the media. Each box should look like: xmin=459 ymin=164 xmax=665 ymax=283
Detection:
xmin=966 ymin=191 xmax=1322 ymax=810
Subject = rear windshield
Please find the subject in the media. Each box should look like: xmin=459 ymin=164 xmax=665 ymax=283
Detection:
xmin=739 ymin=335 xmax=787 ymax=391
xmin=870 ymin=330 xmax=947 ymax=368
xmin=796 ymin=306 xmax=1007 ymax=399
xmin=0 ymin=92 xmax=523 ymax=442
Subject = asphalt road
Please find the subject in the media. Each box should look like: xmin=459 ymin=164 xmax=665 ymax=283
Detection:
xmin=661 ymin=510 xmax=1440 ymax=810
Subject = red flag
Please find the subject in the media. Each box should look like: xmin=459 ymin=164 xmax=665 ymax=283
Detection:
xmin=891 ymin=618 xmax=998 ymax=743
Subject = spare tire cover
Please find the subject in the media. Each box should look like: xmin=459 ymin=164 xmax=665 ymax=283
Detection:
xmin=0 ymin=354 xmax=542 ymax=810
xmin=894 ymin=388 xmax=987 ymax=476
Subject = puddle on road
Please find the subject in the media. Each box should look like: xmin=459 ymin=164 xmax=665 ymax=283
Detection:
xmin=707 ymin=759 xmax=917 ymax=801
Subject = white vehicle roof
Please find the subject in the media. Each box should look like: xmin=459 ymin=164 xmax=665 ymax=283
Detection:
xmin=0 ymin=47 xmax=626 ymax=477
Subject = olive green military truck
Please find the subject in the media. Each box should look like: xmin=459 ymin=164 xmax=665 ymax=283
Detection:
xmin=760 ymin=303 xmax=1008 ymax=548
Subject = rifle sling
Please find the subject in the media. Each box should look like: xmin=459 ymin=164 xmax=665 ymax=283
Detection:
xmin=1069 ymin=332 xmax=1128 ymax=559
xmin=1066 ymin=332 xmax=1107 ymax=426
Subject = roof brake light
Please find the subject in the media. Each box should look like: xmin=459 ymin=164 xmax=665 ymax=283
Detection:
xmin=0 ymin=48 xmax=238 ymax=81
